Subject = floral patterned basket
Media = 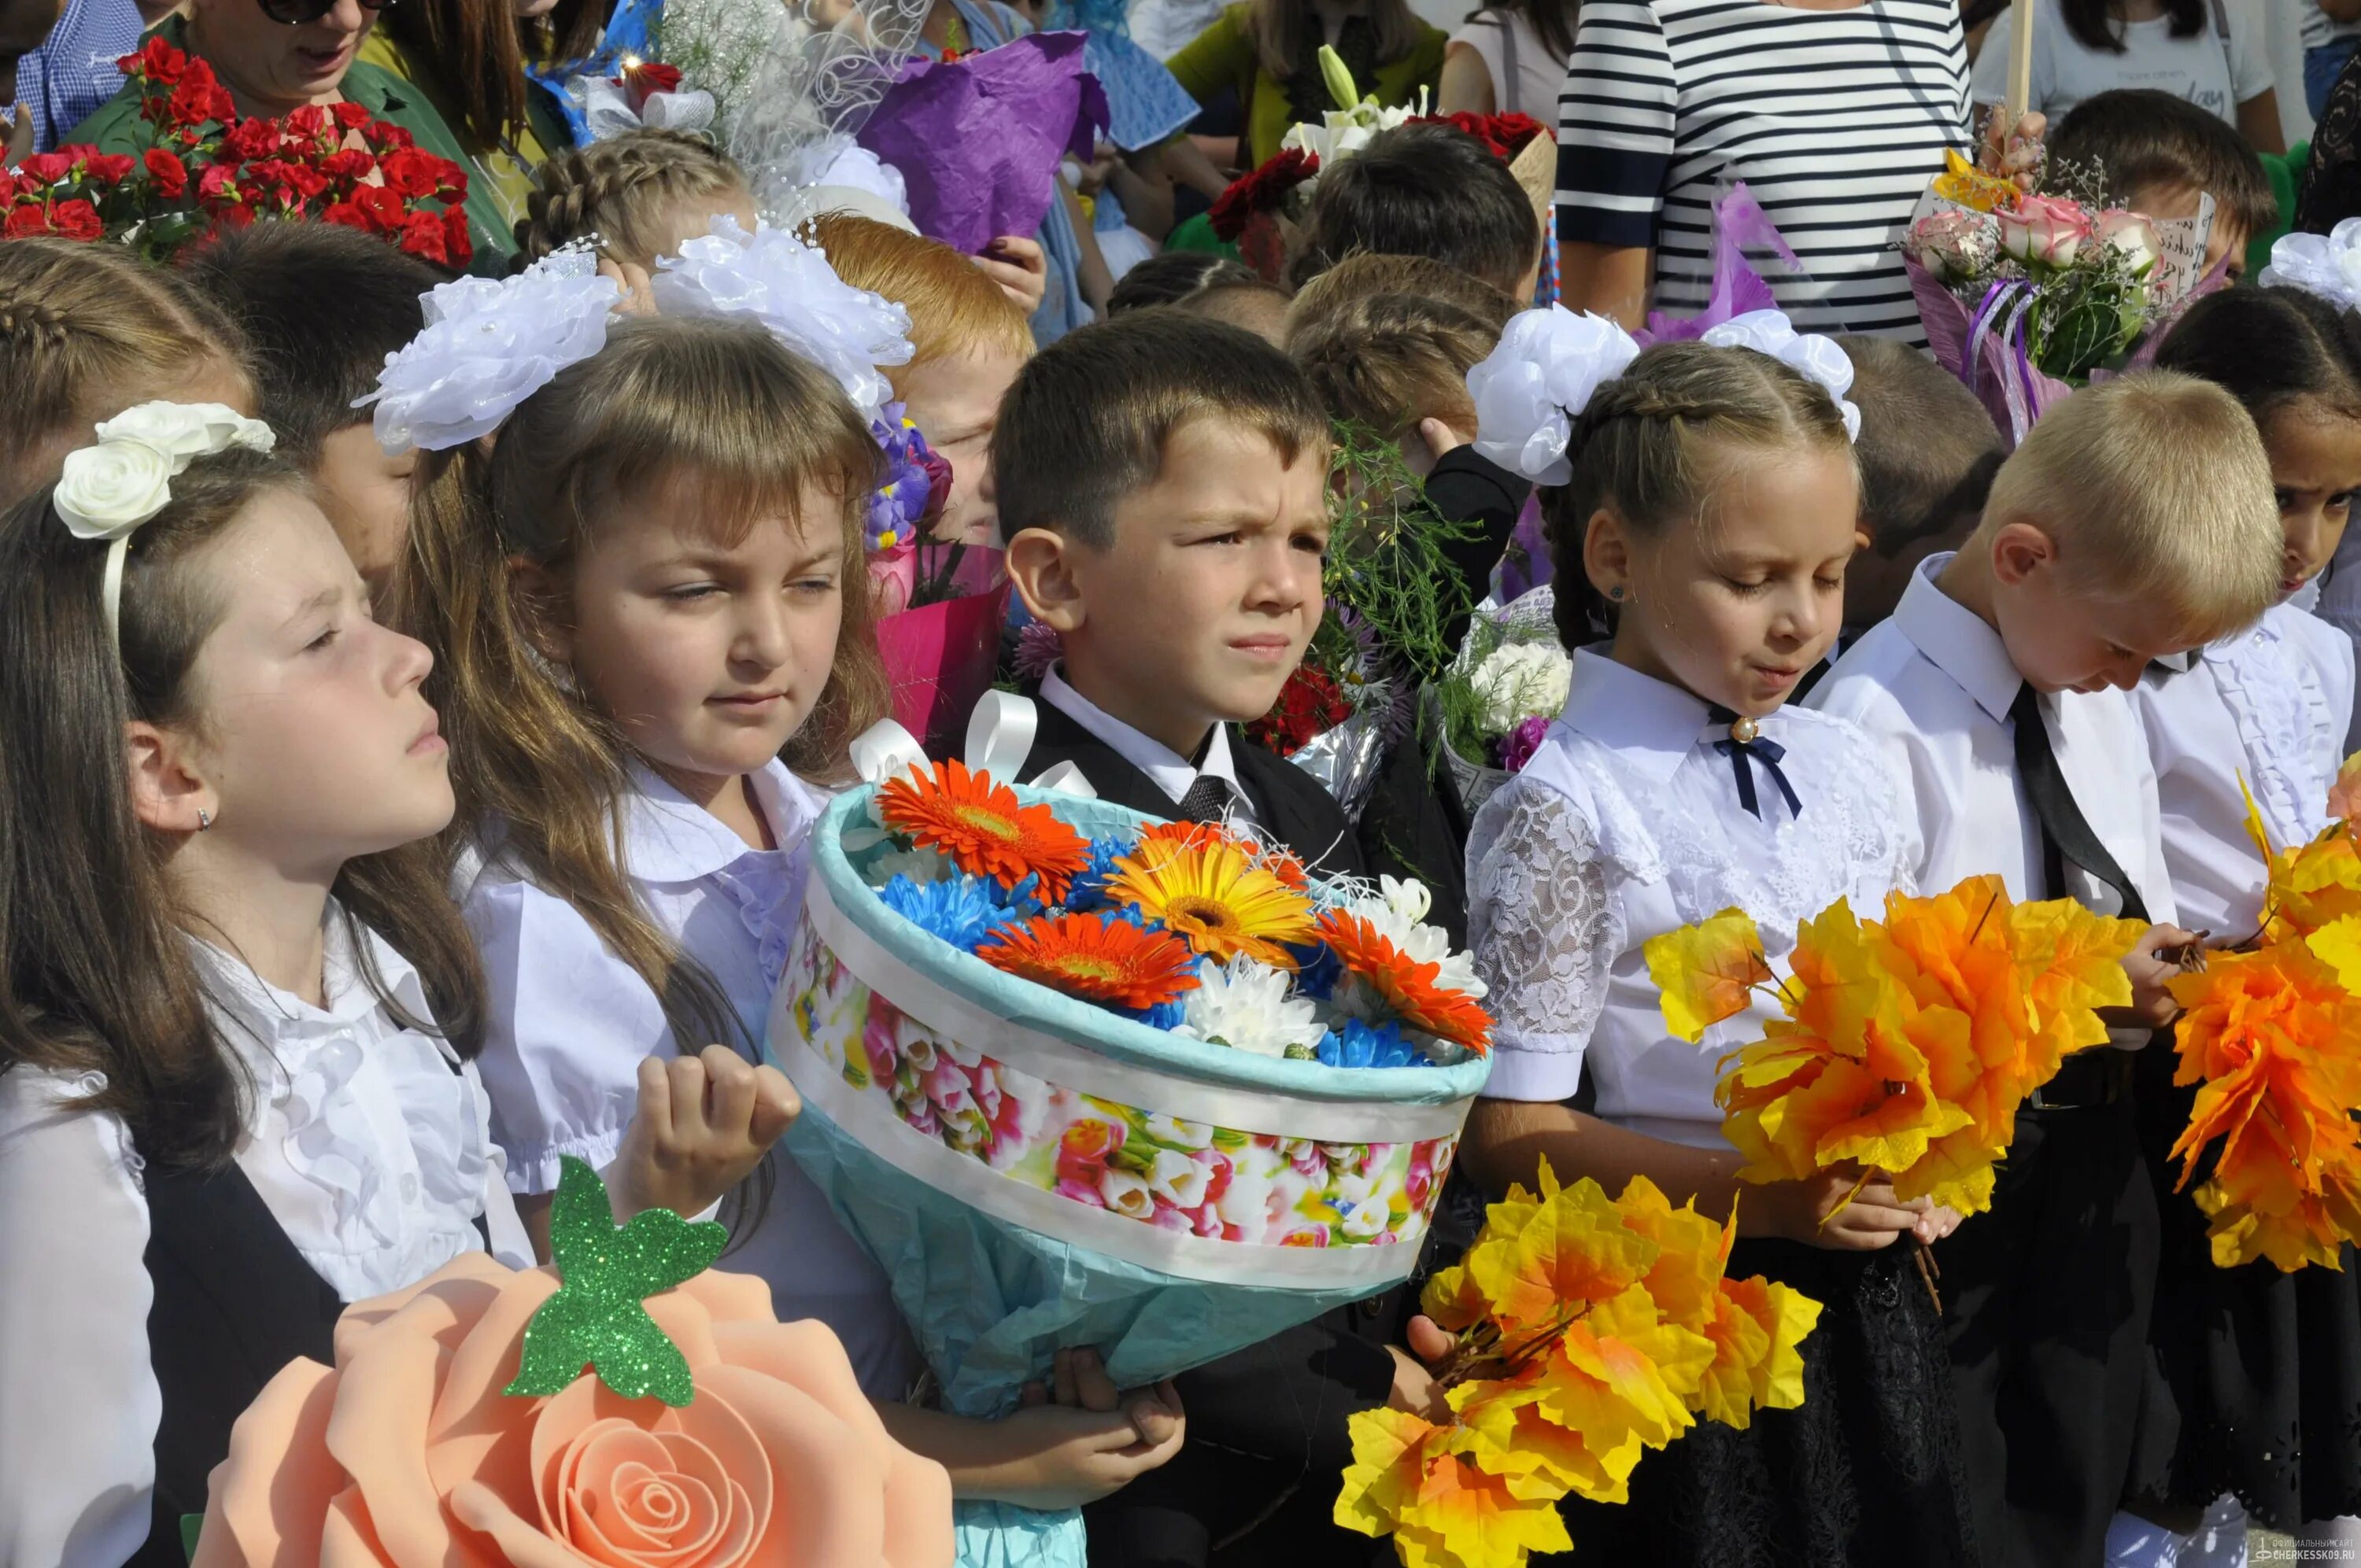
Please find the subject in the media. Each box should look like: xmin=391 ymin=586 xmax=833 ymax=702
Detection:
xmin=770 ymin=781 xmax=1491 ymax=1564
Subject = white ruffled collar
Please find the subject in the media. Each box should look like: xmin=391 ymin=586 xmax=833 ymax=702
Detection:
xmin=623 ymin=758 xmax=824 ymax=884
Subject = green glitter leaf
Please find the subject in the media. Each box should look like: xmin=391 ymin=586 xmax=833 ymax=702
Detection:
xmin=501 ymin=1156 xmax=727 ymax=1407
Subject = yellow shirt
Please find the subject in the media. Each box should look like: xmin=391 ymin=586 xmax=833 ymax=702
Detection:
xmin=1163 ymin=3 xmax=1447 ymax=168
xmin=357 ymin=31 xmax=562 ymax=241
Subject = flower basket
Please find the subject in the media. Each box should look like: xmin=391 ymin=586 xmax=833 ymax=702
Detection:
xmin=772 ymin=780 xmax=1491 ymax=1562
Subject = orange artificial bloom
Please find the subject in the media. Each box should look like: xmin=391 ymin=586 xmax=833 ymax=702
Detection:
xmin=1644 ymin=909 xmax=1772 ymax=1044
xmin=879 ymin=759 xmax=1089 ymax=899
xmin=1930 ymin=148 xmax=2020 ymax=213
xmin=2167 ymin=941 xmax=2361 ymax=1270
xmin=976 ymin=912 xmax=1203 ymax=1011
xmin=2326 ymin=751 xmax=2361 ymax=825
xmin=1332 ymin=1408 xmax=1575 ymax=1568
xmin=1317 ymin=909 xmax=1494 ymax=1055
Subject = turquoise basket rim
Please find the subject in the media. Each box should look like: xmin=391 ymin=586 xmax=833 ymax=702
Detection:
xmin=808 ymin=784 xmax=1491 ymax=1109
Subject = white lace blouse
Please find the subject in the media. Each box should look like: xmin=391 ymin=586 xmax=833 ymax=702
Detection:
xmin=0 ymin=907 xmax=529 ymax=1568
xmin=463 ymin=759 xmax=919 ymax=1400
xmin=1467 ymin=650 xmax=1918 ymax=1146
xmin=2135 ymin=602 xmax=2358 ymax=941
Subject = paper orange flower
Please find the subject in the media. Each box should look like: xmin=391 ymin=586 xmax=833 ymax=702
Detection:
xmin=1930 ymin=147 xmax=2019 ymax=213
xmin=976 ymin=911 xmax=1203 ymax=1011
xmin=879 ymin=759 xmax=1089 ymax=899
xmin=1644 ymin=909 xmax=1773 ymax=1043
xmin=2167 ymin=939 xmax=2361 ymax=1270
xmin=2328 ymin=751 xmax=2361 ymax=826
xmin=1317 ymin=909 xmax=1495 ymax=1056
xmin=1333 ymin=1409 xmax=1575 ymax=1568
xmin=1107 ymin=835 xmax=1315 ymax=966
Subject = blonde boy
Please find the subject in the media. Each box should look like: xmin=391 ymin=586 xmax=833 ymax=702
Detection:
xmin=1809 ymin=371 xmax=2284 ymax=1568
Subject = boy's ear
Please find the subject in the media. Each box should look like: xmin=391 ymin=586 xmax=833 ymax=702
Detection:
xmin=124 ymin=720 xmax=215 ymax=836
xmin=1582 ymin=506 xmax=1635 ymax=602
xmin=507 ymin=557 xmax=575 ymax=667
xmin=1005 ymin=526 xmax=1088 ymax=633
xmin=1987 ymin=518 xmax=2059 ymax=588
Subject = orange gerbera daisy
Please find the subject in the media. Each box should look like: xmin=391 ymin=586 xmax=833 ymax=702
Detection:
xmin=1317 ymin=909 xmax=1495 ymax=1056
xmin=879 ymin=759 xmax=1088 ymax=899
xmin=1109 ymin=836 xmax=1315 ymax=966
xmin=977 ymin=913 xmax=1203 ymax=1011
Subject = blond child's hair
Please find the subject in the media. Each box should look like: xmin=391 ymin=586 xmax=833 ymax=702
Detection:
xmin=1288 ymin=291 xmax=1501 ymax=439
xmin=516 ymin=129 xmax=748 ymax=267
xmin=1288 ymin=253 xmax=1522 ymax=337
xmin=805 ymin=212 xmax=1034 ymax=385
xmin=1976 ymin=371 xmax=2282 ymax=638
xmin=400 ymin=314 xmax=887 ymax=1056
xmin=0 ymin=239 xmax=249 ymax=504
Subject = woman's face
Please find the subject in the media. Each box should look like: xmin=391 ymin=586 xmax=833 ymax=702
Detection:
xmin=170 ymin=487 xmax=453 ymax=877
xmin=897 ymin=343 xmax=1028 ymax=547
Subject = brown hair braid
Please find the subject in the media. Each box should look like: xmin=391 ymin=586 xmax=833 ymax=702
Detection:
xmin=515 ymin=129 xmax=751 ymax=269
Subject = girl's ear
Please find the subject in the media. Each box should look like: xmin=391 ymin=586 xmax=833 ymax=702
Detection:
xmin=1004 ymin=526 xmax=1087 ymax=633
xmin=124 ymin=721 xmax=216 ymax=836
xmin=1582 ymin=505 xmax=1635 ymax=601
xmin=508 ymin=557 xmax=575 ymax=668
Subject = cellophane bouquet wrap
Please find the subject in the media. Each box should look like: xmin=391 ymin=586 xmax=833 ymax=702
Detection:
xmin=767 ymin=755 xmax=1494 ymax=1564
xmin=1428 ymin=586 xmax=1567 ymax=814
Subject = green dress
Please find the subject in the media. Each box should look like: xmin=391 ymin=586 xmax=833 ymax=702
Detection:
xmin=64 ymin=15 xmax=519 ymax=275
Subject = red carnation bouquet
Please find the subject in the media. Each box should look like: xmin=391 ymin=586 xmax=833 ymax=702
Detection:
xmin=0 ymin=36 xmax=471 ymax=268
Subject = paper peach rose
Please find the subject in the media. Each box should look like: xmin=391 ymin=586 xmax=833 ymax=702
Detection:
xmin=190 ymin=1249 xmax=953 ymax=1568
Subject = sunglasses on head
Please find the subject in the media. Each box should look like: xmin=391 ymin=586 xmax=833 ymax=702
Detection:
xmin=257 ymin=0 xmax=387 ymax=26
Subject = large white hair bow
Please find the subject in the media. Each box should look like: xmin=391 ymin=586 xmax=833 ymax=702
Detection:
xmin=360 ymin=246 xmax=623 ymax=455
xmin=53 ymin=400 xmax=277 ymax=638
xmin=651 ymin=214 xmax=914 ymax=421
xmin=2259 ymin=217 xmax=2361 ymax=311
xmin=1697 ymin=310 xmax=1862 ymax=442
xmin=1465 ymin=305 xmax=1642 ymax=486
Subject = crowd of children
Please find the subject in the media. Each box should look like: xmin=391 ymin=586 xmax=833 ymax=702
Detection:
xmin=8 ymin=28 xmax=2361 ymax=1566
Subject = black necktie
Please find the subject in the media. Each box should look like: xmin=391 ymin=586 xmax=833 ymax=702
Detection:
xmin=2008 ymin=683 xmax=2148 ymax=921
xmin=1705 ymin=705 xmax=1803 ymax=821
xmin=1174 ymin=774 xmax=1232 ymax=825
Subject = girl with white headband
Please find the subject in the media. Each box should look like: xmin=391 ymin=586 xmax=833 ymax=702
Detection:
xmin=373 ymin=229 xmax=1186 ymax=1520
xmin=1453 ymin=307 xmax=1981 ymax=1563
xmin=0 ymin=407 xmax=558 ymax=1565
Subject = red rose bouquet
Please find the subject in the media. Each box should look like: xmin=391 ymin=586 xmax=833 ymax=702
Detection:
xmin=0 ymin=36 xmax=471 ymax=267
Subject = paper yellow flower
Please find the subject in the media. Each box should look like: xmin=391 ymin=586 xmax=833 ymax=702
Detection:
xmin=1333 ymin=1409 xmax=1575 ymax=1568
xmin=1107 ymin=834 xmax=1314 ymax=966
xmin=1645 ymin=908 xmax=1772 ymax=1043
xmin=1930 ymin=146 xmax=2020 ymax=213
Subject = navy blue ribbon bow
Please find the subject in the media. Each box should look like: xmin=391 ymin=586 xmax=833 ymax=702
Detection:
xmin=1707 ymin=706 xmax=1803 ymax=821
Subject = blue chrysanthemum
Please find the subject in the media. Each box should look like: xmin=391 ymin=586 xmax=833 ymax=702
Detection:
xmin=1290 ymin=940 xmax=1342 ymax=1001
xmin=1063 ymin=836 xmax=1132 ymax=912
xmin=1317 ymin=1018 xmax=1421 ymax=1069
xmin=1115 ymin=997 xmax=1189 ymax=1031
xmin=878 ymin=873 xmax=1026 ymax=952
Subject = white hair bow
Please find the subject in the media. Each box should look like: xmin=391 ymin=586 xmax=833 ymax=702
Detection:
xmin=2259 ymin=216 xmax=2361 ymax=311
xmin=1697 ymin=310 xmax=1862 ymax=442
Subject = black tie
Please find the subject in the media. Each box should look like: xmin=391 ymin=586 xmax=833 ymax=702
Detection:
xmin=1174 ymin=774 xmax=1232 ymax=825
xmin=2008 ymin=684 xmax=2148 ymax=921
xmin=1705 ymin=705 xmax=1803 ymax=821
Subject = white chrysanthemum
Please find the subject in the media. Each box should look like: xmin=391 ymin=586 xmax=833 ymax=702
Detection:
xmin=1469 ymin=641 xmax=1573 ymax=735
xmin=1173 ymin=957 xmax=1328 ymax=1058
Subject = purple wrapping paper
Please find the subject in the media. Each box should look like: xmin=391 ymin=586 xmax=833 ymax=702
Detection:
xmin=1638 ymin=183 xmax=1799 ymax=345
xmin=857 ymin=31 xmax=1110 ymax=256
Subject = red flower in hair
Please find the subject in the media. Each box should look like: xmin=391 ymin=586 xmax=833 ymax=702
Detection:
xmin=143 ymin=147 xmax=190 ymax=199
xmin=51 ymin=200 xmax=102 ymax=242
xmin=623 ymin=59 xmax=683 ymax=111
xmin=1209 ymin=146 xmax=1317 ymax=242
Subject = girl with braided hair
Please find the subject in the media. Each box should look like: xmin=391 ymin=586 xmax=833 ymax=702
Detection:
xmin=0 ymin=238 xmax=251 ymax=507
xmin=1454 ymin=319 xmax=1983 ymax=1566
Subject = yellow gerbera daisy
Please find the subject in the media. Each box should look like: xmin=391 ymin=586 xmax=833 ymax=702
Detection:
xmin=1109 ymin=836 xmax=1315 ymax=968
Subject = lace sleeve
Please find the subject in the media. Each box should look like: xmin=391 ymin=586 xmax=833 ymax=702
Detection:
xmin=1467 ymin=784 xmax=1619 ymax=1101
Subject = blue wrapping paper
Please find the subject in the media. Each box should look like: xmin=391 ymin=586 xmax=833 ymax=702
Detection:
xmin=857 ymin=30 xmax=1110 ymax=256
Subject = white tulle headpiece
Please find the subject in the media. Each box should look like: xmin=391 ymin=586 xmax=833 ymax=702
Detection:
xmin=651 ymin=214 xmax=914 ymax=421
xmin=1465 ymin=304 xmax=1860 ymax=485
xmin=2259 ymin=217 xmax=2361 ymax=311
xmin=360 ymin=244 xmax=623 ymax=455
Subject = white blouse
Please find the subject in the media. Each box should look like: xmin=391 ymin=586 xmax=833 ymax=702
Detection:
xmin=0 ymin=907 xmax=528 ymax=1568
xmin=2135 ymin=603 xmax=2357 ymax=941
xmin=1466 ymin=649 xmax=1918 ymax=1146
xmin=464 ymin=758 xmax=919 ymax=1399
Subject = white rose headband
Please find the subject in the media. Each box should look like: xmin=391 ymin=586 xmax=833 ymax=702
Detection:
xmin=650 ymin=214 xmax=914 ymax=422
xmin=54 ymin=400 xmax=276 ymax=642
xmin=1465 ymin=305 xmax=1861 ymax=487
xmin=2258 ymin=217 xmax=2361 ymax=311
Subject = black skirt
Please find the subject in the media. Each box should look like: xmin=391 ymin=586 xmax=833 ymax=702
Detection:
xmin=1542 ymin=1238 xmax=1985 ymax=1568
xmin=2130 ymin=1051 xmax=2361 ymax=1530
